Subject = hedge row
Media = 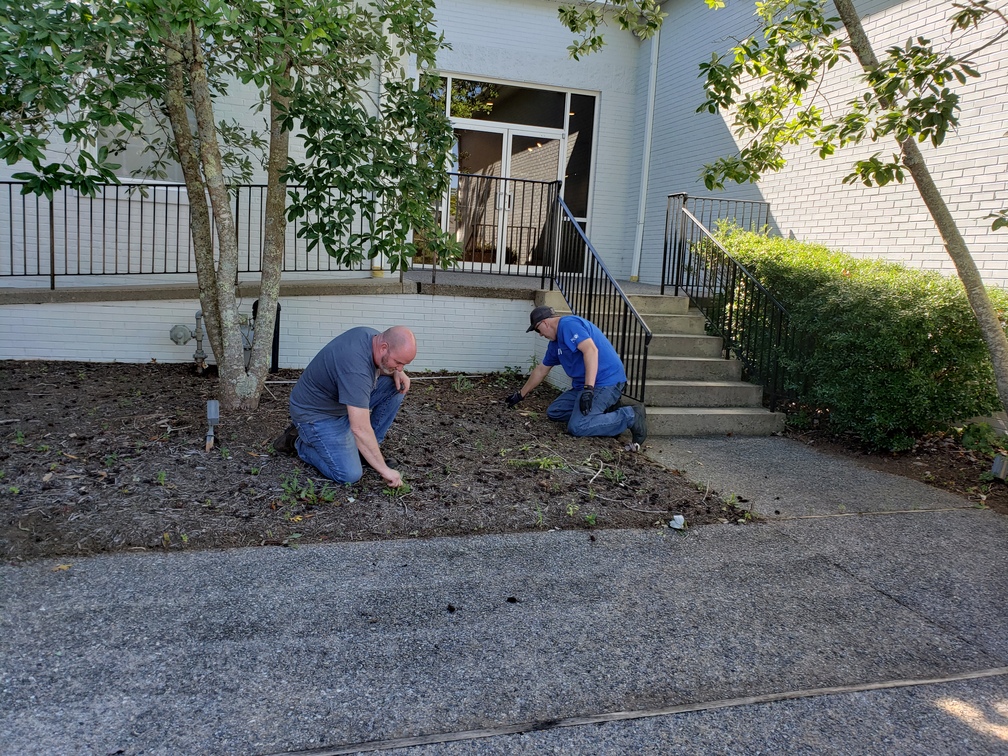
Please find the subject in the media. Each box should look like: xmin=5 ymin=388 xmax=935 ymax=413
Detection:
xmin=714 ymin=226 xmax=1007 ymax=450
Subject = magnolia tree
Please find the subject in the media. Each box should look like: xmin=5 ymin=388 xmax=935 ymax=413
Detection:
xmin=559 ymin=0 xmax=1008 ymax=414
xmin=0 ymin=0 xmax=456 ymax=410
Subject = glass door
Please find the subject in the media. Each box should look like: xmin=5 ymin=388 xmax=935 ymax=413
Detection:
xmin=450 ymin=127 xmax=560 ymax=271
xmin=502 ymin=134 xmax=560 ymax=271
xmin=451 ymin=129 xmax=504 ymax=265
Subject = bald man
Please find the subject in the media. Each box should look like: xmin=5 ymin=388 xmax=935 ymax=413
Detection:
xmin=273 ymin=325 xmax=416 ymax=487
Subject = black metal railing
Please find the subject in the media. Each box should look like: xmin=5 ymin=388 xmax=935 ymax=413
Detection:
xmin=1 ymin=177 xmax=566 ymax=288
xmin=549 ymin=197 xmax=652 ymax=402
xmin=418 ymin=173 xmax=560 ymax=283
xmin=661 ymin=193 xmax=771 ymax=295
xmin=0 ymin=181 xmax=371 ymax=287
xmin=664 ymin=200 xmax=797 ymax=410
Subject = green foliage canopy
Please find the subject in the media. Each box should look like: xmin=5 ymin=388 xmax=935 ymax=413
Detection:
xmin=0 ymin=0 xmax=457 ymax=271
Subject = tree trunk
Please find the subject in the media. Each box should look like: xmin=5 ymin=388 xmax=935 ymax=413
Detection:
xmin=832 ymin=0 xmax=1008 ymax=413
xmin=246 ymin=68 xmax=292 ymax=396
xmin=185 ymin=24 xmax=258 ymax=410
xmin=163 ymin=32 xmax=223 ymax=366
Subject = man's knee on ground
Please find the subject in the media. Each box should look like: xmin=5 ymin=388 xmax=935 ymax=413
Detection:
xmin=566 ymin=412 xmax=594 ymax=437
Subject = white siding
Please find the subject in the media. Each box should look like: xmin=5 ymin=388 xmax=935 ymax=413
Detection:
xmin=645 ymin=0 xmax=1008 ymax=286
xmin=0 ymin=295 xmax=544 ymax=374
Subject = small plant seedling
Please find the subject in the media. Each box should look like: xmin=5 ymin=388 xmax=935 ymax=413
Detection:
xmin=452 ymin=375 xmax=474 ymax=393
xmin=77 ymin=370 xmax=86 ymax=379
xmin=103 ymin=453 xmax=119 ymax=467
xmin=13 ymin=430 xmax=25 ymax=446
xmin=602 ymin=466 xmax=625 ymax=484
xmin=155 ymin=470 xmax=167 ymax=486
xmin=584 ymin=512 xmax=598 ymax=526
xmin=383 ymin=481 xmax=413 ymax=498
xmin=533 ymin=503 xmax=546 ymax=528
xmin=508 ymin=456 xmax=565 ymax=471
xmin=8 ymin=486 xmax=20 ymax=495
xmin=566 ymin=503 xmax=580 ymax=517
xmin=250 ymin=467 xmax=261 ymax=476
xmin=220 ymin=448 xmax=231 ymax=460
xmin=0 ymin=470 xmax=5 ymax=479
xmin=37 ymin=444 xmax=50 ymax=452
xmin=48 ymin=462 xmax=58 ymax=471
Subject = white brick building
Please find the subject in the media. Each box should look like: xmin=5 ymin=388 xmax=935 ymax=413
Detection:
xmin=0 ymin=0 xmax=1004 ymax=367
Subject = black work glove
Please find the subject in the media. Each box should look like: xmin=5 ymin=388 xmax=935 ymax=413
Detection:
xmin=579 ymin=385 xmax=595 ymax=415
xmin=505 ymin=390 xmax=524 ymax=407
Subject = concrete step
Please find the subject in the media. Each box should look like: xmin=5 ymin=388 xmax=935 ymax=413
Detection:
xmin=648 ymin=333 xmax=724 ymax=358
xmin=645 ymin=379 xmax=764 ymax=408
xmin=646 ymin=406 xmax=786 ymax=437
xmin=642 ymin=312 xmax=708 ymax=335
xmin=645 ymin=355 xmax=742 ymax=382
xmin=629 ymin=294 xmax=690 ymax=315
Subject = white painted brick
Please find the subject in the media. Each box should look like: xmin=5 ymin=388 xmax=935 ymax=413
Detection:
xmin=0 ymin=295 xmax=545 ymax=373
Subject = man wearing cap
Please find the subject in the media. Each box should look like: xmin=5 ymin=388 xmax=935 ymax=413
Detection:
xmin=505 ymin=306 xmax=648 ymax=449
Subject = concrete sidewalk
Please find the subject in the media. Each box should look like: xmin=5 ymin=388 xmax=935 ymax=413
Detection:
xmin=2 ymin=436 xmax=1006 ymax=755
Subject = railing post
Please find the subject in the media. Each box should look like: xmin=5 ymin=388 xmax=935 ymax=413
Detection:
xmin=661 ymin=196 xmax=671 ymax=296
xmin=49 ymin=198 xmax=56 ymax=290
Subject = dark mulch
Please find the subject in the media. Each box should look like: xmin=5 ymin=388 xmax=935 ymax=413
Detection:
xmin=0 ymin=361 xmax=749 ymax=562
xmin=3 ymin=361 xmax=1003 ymax=564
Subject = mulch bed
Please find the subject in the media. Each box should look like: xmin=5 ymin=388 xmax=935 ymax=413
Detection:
xmin=0 ymin=361 xmax=750 ymax=562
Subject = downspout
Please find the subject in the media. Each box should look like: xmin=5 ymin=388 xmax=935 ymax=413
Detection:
xmin=629 ymin=24 xmax=661 ymax=282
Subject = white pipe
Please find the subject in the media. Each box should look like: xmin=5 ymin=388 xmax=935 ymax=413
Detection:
xmin=630 ymin=25 xmax=661 ymax=282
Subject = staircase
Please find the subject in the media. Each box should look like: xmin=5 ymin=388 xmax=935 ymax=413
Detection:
xmin=630 ymin=294 xmax=784 ymax=437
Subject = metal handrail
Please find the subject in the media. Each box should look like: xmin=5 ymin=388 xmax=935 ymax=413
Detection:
xmin=665 ymin=200 xmax=797 ymax=411
xmin=424 ymin=172 xmax=560 ymax=286
xmin=0 ymin=181 xmax=372 ymax=287
xmin=549 ymin=196 xmax=652 ymax=402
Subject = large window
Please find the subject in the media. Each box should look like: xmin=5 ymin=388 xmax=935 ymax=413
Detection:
xmin=432 ymin=76 xmax=598 ymax=271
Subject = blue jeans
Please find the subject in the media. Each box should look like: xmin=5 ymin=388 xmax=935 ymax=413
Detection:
xmin=547 ymin=383 xmax=634 ymax=438
xmin=293 ymin=375 xmax=404 ymax=483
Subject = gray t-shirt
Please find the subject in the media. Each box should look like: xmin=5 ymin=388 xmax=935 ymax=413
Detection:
xmin=289 ymin=327 xmax=378 ymax=422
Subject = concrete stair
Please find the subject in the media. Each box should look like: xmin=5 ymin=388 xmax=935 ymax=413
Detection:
xmin=535 ymin=289 xmax=784 ymax=437
xmin=630 ymin=294 xmax=785 ymax=437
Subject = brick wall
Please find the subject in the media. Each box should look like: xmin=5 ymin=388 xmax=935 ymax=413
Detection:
xmin=644 ymin=0 xmax=1008 ymax=287
xmin=0 ymin=294 xmax=552 ymax=376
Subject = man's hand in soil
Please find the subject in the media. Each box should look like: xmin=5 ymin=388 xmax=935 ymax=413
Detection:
xmin=381 ymin=467 xmax=403 ymax=488
xmin=505 ymin=390 xmax=524 ymax=407
xmin=579 ymin=385 xmax=594 ymax=415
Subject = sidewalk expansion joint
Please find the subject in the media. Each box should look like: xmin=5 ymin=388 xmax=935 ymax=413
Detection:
xmin=276 ymin=666 xmax=1008 ymax=756
xmin=769 ymin=505 xmax=980 ymax=520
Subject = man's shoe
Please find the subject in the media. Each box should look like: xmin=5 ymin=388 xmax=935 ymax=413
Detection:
xmin=272 ymin=423 xmax=298 ymax=455
xmin=360 ymin=452 xmax=401 ymax=470
xmin=629 ymin=403 xmax=648 ymax=447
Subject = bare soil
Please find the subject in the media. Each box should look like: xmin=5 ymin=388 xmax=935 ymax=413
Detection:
xmin=0 ymin=361 xmax=744 ymax=562
xmin=2 ymin=361 xmax=1003 ymax=563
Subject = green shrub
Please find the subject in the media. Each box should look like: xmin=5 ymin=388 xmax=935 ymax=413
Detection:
xmin=715 ymin=225 xmax=1006 ymax=450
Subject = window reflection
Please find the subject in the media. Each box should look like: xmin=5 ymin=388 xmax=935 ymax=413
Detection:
xmin=450 ymin=79 xmax=565 ymax=129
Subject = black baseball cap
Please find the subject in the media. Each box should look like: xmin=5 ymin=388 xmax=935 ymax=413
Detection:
xmin=526 ymin=305 xmax=555 ymax=333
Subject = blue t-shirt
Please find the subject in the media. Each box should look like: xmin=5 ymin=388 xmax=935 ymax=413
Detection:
xmin=289 ymin=327 xmax=378 ymax=422
xmin=542 ymin=315 xmax=627 ymax=389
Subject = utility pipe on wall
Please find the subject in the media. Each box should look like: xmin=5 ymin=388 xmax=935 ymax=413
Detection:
xmin=630 ymin=25 xmax=661 ymax=282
